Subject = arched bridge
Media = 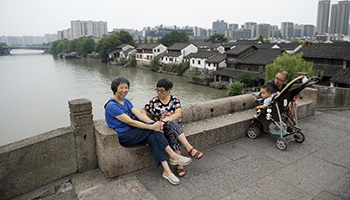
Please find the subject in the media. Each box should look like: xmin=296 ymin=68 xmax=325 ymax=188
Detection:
xmin=1 ymin=46 xmax=51 ymax=54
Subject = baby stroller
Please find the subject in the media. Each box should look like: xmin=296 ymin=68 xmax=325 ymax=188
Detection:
xmin=247 ymin=76 xmax=320 ymax=150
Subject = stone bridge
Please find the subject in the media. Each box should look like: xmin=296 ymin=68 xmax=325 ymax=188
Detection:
xmin=1 ymin=46 xmax=51 ymax=54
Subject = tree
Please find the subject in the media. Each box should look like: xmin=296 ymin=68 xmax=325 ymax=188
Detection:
xmin=205 ymin=34 xmax=228 ymax=44
xmin=227 ymin=81 xmax=244 ymax=96
xmin=95 ymin=31 xmax=134 ymax=59
xmin=138 ymin=36 xmax=142 ymax=44
xmin=258 ymin=35 xmax=264 ymax=43
xmin=265 ymin=52 xmax=322 ymax=83
xmin=150 ymin=37 xmax=154 ymax=43
xmin=144 ymin=37 xmax=148 ymax=43
xmin=78 ymin=37 xmax=95 ymax=57
xmin=239 ymin=72 xmax=253 ymax=85
xmin=159 ymin=31 xmax=189 ymax=47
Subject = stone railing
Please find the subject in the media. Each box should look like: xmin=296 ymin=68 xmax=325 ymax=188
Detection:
xmin=0 ymin=87 xmax=318 ymax=200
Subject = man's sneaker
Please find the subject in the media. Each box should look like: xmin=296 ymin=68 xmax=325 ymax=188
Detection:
xmin=162 ymin=172 xmax=180 ymax=185
xmin=169 ymin=155 xmax=192 ymax=166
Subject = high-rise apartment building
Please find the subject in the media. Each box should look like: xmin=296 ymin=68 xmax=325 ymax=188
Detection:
xmin=207 ymin=29 xmax=218 ymax=37
xmin=228 ymin=23 xmax=239 ymax=31
xmin=329 ymin=1 xmax=350 ymax=34
xmin=303 ymin=25 xmax=316 ymax=37
xmin=212 ymin=20 xmax=228 ymax=34
xmin=244 ymin=22 xmax=257 ymax=30
xmin=193 ymin=26 xmax=207 ymax=36
xmin=256 ymin=24 xmax=271 ymax=38
xmin=71 ymin=20 xmax=107 ymax=39
xmin=281 ymin=22 xmax=294 ymax=38
xmin=316 ymin=0 xmax=331 ymax=34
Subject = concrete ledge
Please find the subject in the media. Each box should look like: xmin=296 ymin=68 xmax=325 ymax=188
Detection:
xmin=0 ymin=127 xmax=77 ymax=199
xmin=95 ymin=88 xmax=318 ymax=179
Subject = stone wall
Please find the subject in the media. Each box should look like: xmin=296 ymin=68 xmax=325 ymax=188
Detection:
xmin=0 ymin=88 xmax=320 ymax=200
xmin=0 ymin=99 xmax=97 ymax=200
xmin=314 ymin=85 xmax=350 ymax=109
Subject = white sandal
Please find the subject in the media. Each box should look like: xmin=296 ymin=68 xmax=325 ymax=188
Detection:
xmin=169 ymin=155 xmax=192 ymax=166
xmin=162 ymin=172 xmax=180 ymax=185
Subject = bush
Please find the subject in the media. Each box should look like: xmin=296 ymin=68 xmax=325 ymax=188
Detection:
xmin=150 ymin=57 xmax=161 ymax=71
xmin=227 ymin=81 xmax=244 ymax=96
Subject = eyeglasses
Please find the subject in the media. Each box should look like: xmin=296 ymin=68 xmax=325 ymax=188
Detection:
xmin=155 ymin=89 xmax=166 ymax=93
xmin=275 ymin=76 xmax=286 ymax=82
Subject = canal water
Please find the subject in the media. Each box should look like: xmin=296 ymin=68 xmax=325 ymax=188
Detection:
xmin=0 ymin=49 xmax=227 ymax=146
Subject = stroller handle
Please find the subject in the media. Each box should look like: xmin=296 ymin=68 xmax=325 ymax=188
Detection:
xmin=301 ymin=76 xmax=320 ymax=87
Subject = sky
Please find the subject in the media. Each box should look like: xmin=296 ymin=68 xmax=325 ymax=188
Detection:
xmin=0 ymin=0 xmax=343 ymax=36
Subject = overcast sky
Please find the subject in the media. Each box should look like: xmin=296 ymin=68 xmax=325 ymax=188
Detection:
xmin=0 ymin=0 xmax=342 ymax=36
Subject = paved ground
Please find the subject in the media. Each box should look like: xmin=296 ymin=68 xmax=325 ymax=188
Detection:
xmin=13 ymin=110 xmax=350 ymax=200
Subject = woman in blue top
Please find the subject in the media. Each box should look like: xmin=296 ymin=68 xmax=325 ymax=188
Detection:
xmin=105 ymin=77 xmax=192 ymax=185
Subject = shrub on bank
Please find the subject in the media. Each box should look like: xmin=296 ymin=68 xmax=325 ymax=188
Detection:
xmin=227 ymin=81 xmax=244 ymax=96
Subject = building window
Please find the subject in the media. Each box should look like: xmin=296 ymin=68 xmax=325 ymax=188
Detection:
xmin=158 ymin=49 xmax=160 ymax=52
xmin=192 ymin=60 xmax=195 ymax=64
xmin=154 ymin=49 xmax=156 ymax=52
xmin=198 ymin=60 xmax=201 ymax=65
xmin=169 ymin=57 xmax=173 ymax=61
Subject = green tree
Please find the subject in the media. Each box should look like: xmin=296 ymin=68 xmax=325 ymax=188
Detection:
xmin=264 ymin=39 xmax=270 ymax=43
xmin=258 ymin=35 xmax=264 ymax=43
xmin=150 ymin=37 xmax=154 ymax=43
xmin=95 ymin=30 xmax=134 ymax=59
xmin=265 ymin=52 xmax=322 ymax=82
xmin=159 ymin=31 xmax=189 ymax=47
xmin=138 ymin=36 xmax=142 ymax=44
xmin=150 ymin=56 xmax=161 ymax=71
xmin=239 ymin=72 xmax=253 ymax=85
xmin=205 ymin=34 xmax=228 ymax=44
xmin=227 ymin=81 xmax=244 ymax=96
xmin=144 ymin=37 xmax=148 ymax=43
xmin=77 ymin=37 xmax=95 ymax=57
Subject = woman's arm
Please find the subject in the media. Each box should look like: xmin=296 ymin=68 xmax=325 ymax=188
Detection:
xmin=131 ymin=107 xmax=154 ymax=123
xmin=116 ymin=113 xmax=163 ymax=132
xmin=161 ymin=108 xmax=182 ymax=122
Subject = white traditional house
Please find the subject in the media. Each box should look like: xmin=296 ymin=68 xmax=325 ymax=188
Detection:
xmin=159 ymin=43 xmax=198 ymax=64
xmin=186 ymin=50 xmax=221 ymax=74
xmin=109 ymin=44 xmax=136 ymax=64
xmin=205 ymin=54 xmax=227 ymax=71
xmin=135 ymin=43 xmax=167 ymax=66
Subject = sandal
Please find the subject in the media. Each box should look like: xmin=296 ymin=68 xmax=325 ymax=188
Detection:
xmin=162 ymin=172 xmax=180 ymax=185
xmin=169 ymin=155 xmax=192 ymax=166
xmin=177 ymin=167 xmax=186 ymax=177
xmin=188 ymin=148 xmax=203 ymax=159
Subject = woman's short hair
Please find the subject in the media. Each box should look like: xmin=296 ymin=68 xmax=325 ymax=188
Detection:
xmin=156 ymin=78 xmax=173 ymax=91
xmin=111 ymin=77 xmax=130 ymax=94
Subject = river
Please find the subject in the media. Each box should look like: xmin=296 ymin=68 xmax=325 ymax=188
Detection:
xmin=0 ymin=49 xmax=227 ymax=146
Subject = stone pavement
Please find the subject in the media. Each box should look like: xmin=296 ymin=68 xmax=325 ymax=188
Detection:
xmin=13 ymin=110 xmax=350 ymax=200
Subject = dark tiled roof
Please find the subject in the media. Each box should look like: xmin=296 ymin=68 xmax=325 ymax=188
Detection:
xmin=212 ymin=68 xmax=265 ymax=79
xmin=136 ymin=43 xmax=162 ymax=50
xmin=168 ymin=43 xmax=191 ymax=50
xmin=313 ymin=64 xmax=343 ymax=77
xmin=254 ymin=43 xmax=275 ymax=49
xmin=190 ymin=41 xmax=221 ymax=49
xmin=274 ymin=43 xmax=301 ymax=50
xmin=186 ymin=50 xmax=219 ymax=59
xmin=116 ymin=44 xmax=128 ymax=49
xmin=296 ymin=43 xmax=350 ymax=61
xmin=123 ymin=48 xmax=135 ymax=55
xmin=206 ymin=54 xmax=227 ymax=63
xmin=232 ymin=40 xmax=260 ymax=44
xmin=238 ymin=49 xmax=283 ymax=65
xmin=330 ymin=68 xmax=350 ymax=84
xmin=225 ymin=45 xmax=257 ymax=56
xmin=158 ymin=52 xmax=182 ymax=58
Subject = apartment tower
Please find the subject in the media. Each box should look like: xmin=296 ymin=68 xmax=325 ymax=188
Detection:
xmin=316 ymin=0 xmax=331 ymax=34
xmin=329 ymin=1 xmax=350 ymax=34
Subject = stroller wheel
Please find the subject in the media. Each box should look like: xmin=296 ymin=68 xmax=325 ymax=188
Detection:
xmin=247 ymin=126 xmax=260 ymax=139
xmin=276 ymin=138 xmax=287 ymax=151
xmin=294 ymin=132 xmax=305 ymax=143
